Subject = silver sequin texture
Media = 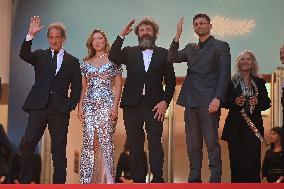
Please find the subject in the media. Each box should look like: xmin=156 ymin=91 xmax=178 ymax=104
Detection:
xmin=79 ymin=62 xmax=122 ymax=184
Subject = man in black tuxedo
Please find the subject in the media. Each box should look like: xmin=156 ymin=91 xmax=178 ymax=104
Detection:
xmin=109 ymin=18 xmax=176 ymax=183
xmin=19 ymin=16 xmax=81 ymax=184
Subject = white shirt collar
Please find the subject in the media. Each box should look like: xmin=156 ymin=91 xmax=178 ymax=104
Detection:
xmin=51 ymin=48 xmax=64 ymax=57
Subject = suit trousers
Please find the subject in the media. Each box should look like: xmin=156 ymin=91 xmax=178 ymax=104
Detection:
xmin=123 ymin=97 xmax=164 ymax=183
xmin=20 ymin=96 xmax=69 ymax=184
xmin=184 ymin=106 xmax=222 ymax=183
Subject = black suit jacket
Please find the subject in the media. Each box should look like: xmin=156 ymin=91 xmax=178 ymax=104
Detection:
xmin=19 ymin=40 xmax=82 ymax=113
xmin=109 ymin=36 xmax=176 ymax=108
xmin=221 ymin=76 xmax=271 ymax=141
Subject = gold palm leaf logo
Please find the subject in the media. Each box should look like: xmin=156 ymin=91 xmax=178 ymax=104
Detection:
xmin=211 ymin=16 xmax=256 ymax=37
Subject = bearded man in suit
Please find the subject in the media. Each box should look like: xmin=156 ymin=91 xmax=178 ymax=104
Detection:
xmin=109 ymin=17 xmax=176 ymax=183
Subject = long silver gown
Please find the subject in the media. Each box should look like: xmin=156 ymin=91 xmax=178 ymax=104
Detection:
xmin=79 ymin=62 xmax=122 ymax=184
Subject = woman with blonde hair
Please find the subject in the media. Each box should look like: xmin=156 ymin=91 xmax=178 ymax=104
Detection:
xmin=78 ymin=29 xmax=122 ymax=184
xmin=221 ymin=50 xmax=271 ymax=182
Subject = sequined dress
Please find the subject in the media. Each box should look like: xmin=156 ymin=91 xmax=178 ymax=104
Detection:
xmin=80 ymin=62 xmax=122 ymax=184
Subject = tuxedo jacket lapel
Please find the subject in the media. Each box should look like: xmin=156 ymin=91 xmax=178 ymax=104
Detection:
xmin=47 ymin=49 xmax=55 ymax=74
xmin=135 ymin=47 xmax=146 ymax=72
xmin=146 ymin=47 xmax=158 ymax=73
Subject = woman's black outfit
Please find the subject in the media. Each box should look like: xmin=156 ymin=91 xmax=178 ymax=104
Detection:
xmin=222 ymin=76 xmax=271 ymax=182
xmin=262 ymin=150 xmax=284 ymax=183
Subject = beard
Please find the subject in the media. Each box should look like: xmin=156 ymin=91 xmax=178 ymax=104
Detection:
xmin=138 ymin=34 xmax=156 ymax=49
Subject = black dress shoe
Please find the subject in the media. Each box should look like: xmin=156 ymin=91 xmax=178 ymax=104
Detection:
xmin=150 ymin=178 xmax=165 ymax=183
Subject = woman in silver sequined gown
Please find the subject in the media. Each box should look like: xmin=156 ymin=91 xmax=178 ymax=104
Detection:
xmin=78 ymin=29 xmax=122 ymax=184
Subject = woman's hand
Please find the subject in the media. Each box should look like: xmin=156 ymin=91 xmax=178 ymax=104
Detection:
xmin=234 ymin=95 xmax=246 ymax=106
xmin=249 ymin=96 xmax=258 ymax=106
xmin=109 ymin=106 xmax=118 ymax=121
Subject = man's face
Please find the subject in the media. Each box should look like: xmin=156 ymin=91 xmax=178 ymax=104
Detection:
xmin=138 ymin=24 xmax=154 ymax=40
xmin=48 ymin=28 xmax=65 ymax=51
xmin=193 ymin=17 xmax=212 ymax=37
xmin=138 ymin=24 xmax=156 ymax=49
xmin=280 ymin=47 xmax=284 ymax=64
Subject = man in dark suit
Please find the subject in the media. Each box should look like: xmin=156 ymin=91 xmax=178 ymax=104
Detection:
xmin=109 ymin=18 xmax=176 ymax=183
xmin=19 ymin=16 xmax=81 ymax=184
xmin=168 ymin=14 xmax=231 ymax=182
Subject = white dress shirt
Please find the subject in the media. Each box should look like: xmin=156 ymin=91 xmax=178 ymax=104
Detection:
xmin=142 ymin=49 xmax=153 ymax=72
xmin=142 ymin=49 xmax=153 ymax=95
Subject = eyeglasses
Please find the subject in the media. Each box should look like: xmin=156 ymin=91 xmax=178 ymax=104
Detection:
xmin=193 ymin=21 xmax=209 ymax=27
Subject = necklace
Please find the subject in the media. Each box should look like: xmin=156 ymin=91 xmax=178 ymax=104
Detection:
xmin=97 ymin=53 xmax=108 ymax=58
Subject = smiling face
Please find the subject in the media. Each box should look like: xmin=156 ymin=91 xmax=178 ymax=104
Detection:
xmin=48 ymin=28 xmax=65 ymax=51
xmin=238 ymin=52 xmax=253 ymax=72
xmin=193 ymin=17 xmax=212 ymax=37
xmin=91 ymin=32 xmax=107 ymax=53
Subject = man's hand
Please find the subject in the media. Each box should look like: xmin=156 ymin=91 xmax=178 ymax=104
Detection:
xmin=152 ymin=101 xmax=168 ymax=122
xmin=175 ymin=17 xmax=184 ymax=42
xmin=0 ymin=176 xmax=6 ymax=184
xmin=120 ymin=19 xmax=135 ymax=38
xmin=120 ymin=177 xmax=134 ymax=183
xmin=28 ymin=16 xmax=44 ymax=37
xmin=208 ymin=98 xmax=220 ymax=114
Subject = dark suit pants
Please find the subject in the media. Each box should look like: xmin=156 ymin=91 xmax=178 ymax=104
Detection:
xmin=123 ymin=98 xmax=164 ymax=183
xmin=228 ymin=125 xmax=261 ymax=183
xmin=184 ymin=107 xmax=222 ymax=183
xmin=21 ymin=98 xmax=69 ymax=184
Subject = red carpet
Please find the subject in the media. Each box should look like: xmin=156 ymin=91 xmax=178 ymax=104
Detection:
xmin=1 ymin=184 xmax=284 ymax=189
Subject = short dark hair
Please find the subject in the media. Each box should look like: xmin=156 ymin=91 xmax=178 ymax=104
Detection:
xmin=193 ymin=13 xmax=211 ymax=24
